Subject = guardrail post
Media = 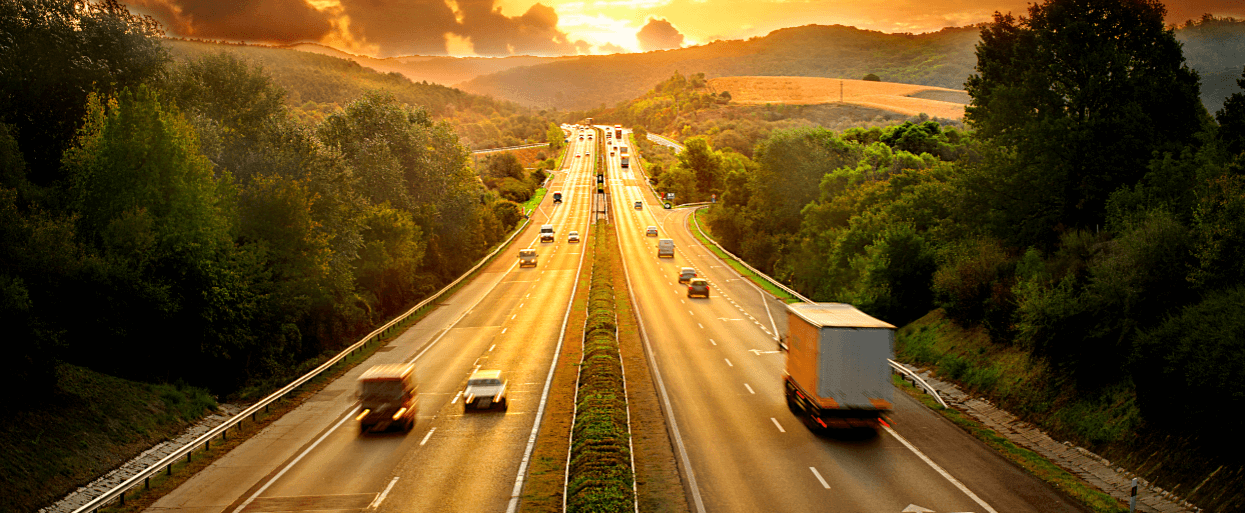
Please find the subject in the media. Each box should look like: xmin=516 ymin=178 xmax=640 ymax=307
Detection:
xmin=145 ymin=476 xmax=150 ymax=490
xmin=119 ymin=491 xmax=124 ymax=506
xmin=167 ymin=463 xmax=172 ymax=476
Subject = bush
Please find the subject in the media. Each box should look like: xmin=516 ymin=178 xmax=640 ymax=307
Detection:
xmin=863 ymin=73 xmax=881 ymax=81
xmin=932 ymin=237 xmax=1016 ymax=343
xmin=497 ymin=177 xmax=533 ymax=203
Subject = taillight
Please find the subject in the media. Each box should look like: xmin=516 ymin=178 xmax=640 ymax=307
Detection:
xmin=392 ymin=407 xmax=407 ymax=421
xmin=355 ymin=409 xmax=370 ymax=421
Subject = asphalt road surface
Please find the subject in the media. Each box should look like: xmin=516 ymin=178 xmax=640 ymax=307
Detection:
xmin=144 ymin=125 xmax=1089 ymax=513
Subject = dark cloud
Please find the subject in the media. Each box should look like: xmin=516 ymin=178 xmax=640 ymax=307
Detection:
xmin=126 ymin=0 xmax=332 ymax=42
xmin=124 ymin=0 xmax=579 ymax=57
xmin=454 ymin=1 xmax=576 ymax=56
xmin=636 ymin=17 xmax=684 ymax=52
xmin=337 ymin=0 xmax=457 ymax=56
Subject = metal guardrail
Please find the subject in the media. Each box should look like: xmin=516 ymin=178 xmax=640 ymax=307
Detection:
xmin=471 ymin=142 xmax=550 ymax=155
xmin=888 ymin=359 xmax=949 ymax=408
xmin=74 ymin=215 xmax=534 ymax=513
xmin=689 ymin=206 xmax=946 ymax=407
xmin=689 ymin=207 xmax=811 ymax=303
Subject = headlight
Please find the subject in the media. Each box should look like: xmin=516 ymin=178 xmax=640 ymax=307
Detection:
xmin=355 ymin=409 xmax=370 ymax=421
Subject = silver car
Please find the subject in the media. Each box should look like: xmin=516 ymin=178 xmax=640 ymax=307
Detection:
xmin=463 ymin=369 xmax=508 ymax=411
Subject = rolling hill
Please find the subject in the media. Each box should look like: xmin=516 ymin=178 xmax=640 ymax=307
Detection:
xmin=457 ymin=24 xmax=981 ymax=111
xmin=710 ymin=76 xmax=969 ymax=119
xmin=449 ymin=20 xmax=1243 ymax=114
xmin=163 ymin=39 xmax=552 ymax=149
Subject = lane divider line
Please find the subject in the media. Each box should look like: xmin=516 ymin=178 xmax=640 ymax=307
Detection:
xmin=770 ymin=418 xmax=786 ymax=433
xmin=419 ymin=428 xmax=436 ymax=446
xmin=368 ymin=477 xmax=400 ymax=509
xmin=810 ymin=467 xmax=831 ymax=489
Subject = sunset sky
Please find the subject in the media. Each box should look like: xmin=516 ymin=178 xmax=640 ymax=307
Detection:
xmin=121 ymin=0 xmax=1245 ymax=57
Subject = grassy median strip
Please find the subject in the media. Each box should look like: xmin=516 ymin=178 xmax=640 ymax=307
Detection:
xmin=565 ymin=219 xmax=635 ymax=513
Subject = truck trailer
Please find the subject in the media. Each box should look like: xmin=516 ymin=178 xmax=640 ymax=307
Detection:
xmin=783 ymin=303 xmax=894 ymax=430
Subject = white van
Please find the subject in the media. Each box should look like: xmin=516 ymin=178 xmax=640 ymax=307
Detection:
xmin=657 ymin=238 xmax=675 ymax=258
xmin=540 ymin=224 xmax=554 ymax=242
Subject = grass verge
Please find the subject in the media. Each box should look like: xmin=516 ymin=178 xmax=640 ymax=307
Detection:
xmin=893 ymin=375 xmax=1127 ymax=513
xmin=688 ymin=208 xmax=800 ymax=303
xmin=1 ymin=366 xmax=216 ymax=513
xmin=565 ymin=220 xmax=635 ymax=513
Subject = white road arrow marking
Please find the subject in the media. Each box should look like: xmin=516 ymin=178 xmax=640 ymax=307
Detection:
xmin=749 ymin=349 xmax=782 ymax=355
xmin=901 ymin=506 xmax=935 ymax=513
xmin=718 ymin=317 xmax=743 ymax=321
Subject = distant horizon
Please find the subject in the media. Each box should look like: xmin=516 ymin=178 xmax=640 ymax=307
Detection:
xmin=127 ymin=0 xmax=1245 ymax=59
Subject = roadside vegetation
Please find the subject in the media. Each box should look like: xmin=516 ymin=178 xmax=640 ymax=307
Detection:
xmin=622 ymin=1 xmax=1245 ymax=510
xmin=565 ymin=220 xmax=635 ymax=512
xmin=0 ymin=1 xmax=535 ymax=508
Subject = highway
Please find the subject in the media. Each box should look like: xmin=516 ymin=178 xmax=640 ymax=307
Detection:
xmin=145 ymin=126 xmax=599 ymax=513
xmin=607 ymin=128 xmax=1090 ymax=513
xmin=142 ymin=124 xmax=1091 ymax=513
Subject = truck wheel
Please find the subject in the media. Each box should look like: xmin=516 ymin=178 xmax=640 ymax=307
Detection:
xmin=499 ymin=399 xmax=508 ymax=411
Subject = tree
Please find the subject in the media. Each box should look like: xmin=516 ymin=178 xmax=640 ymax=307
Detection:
xmin=0 ymin=0 xmax=167 ymax=186
xmin=964 ymin=0 xmax=1204 ymax=248
xmin=676 ymin=136 xmax=722 ymax=198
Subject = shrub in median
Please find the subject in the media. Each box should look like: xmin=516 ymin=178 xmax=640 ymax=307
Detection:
xmin=566 ymin=221 xmax=635 ymax=513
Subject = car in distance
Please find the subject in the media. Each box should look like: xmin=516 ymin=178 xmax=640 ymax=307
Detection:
xmin=552 ymin=191 xmax=562 ymax=203
xmin=634 ymin=200 xmax=643 ymax=209
xmin=463 ymin=369 xmax=508 ymax=411
xmin=645 ymin=226 xmax=658 ymax=237
xmin=540 ymin=224 xmax=555 ymax=242
xmin=657 ymin=238 xmax=675 ymax=258
xmin=357 ymin=363 xmax=418 ymax=433
xmin=678 ymin=267 xmax=697 ymax=283
xmin=687 ymin=278 xmax=710 ymax=298
xmin=519 ymin=248 xmax=538 ymax=267
xmin=568 ymin=231 xmax=580 ymax=243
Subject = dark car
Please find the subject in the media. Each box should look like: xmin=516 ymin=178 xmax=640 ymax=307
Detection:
xmin=687 ymin=278 xmax=710 ymax=298
xmin=678 ymin=267 xmax=697 ymax=284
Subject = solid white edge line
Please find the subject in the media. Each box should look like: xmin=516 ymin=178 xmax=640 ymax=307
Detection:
xmin=770 ymin=417 xmax=786 ymax=433
xmin=231 ymin=407 xmax=356 ymax=513
xmin=882 ymin=425 xmax=999 ymax=513
xmin=505 ymin=174 xmax=590 ymax=513
xmin=617 ymin=208 xmax=707 ymax=513
xmin=810 ymin=467 xmax=831 ymax=489
xmin=419 ymin=427 xmax=436 ymax=446
xmin=368 ymin=476 xmax=400 ymax=509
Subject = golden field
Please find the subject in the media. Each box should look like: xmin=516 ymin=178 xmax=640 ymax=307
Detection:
xmin=709 ymin=76 xmax=969 ymax=120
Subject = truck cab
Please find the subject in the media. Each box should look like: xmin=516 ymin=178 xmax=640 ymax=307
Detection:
xmin=540 ymin=224 xmax=554 ymax=242
xmin=357 ymin=364 xmax=418 ymax=433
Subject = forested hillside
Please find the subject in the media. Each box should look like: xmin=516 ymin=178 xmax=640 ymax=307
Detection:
xmin=1 ymin=0 xmax=526 ymax=408
xmin=460 ymin=19 xmax=1244 ymax=115
xmin=629 ymin=4 xmax=1245 ymax=510
xmin=165 ymin=39 xmax=552 ymax=149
